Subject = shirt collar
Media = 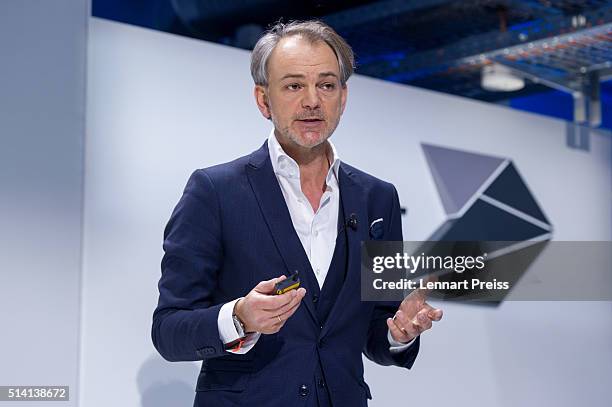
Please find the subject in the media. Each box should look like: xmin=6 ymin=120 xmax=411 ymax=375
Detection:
xmin=267 ymin=129 xmax=341 ymax=184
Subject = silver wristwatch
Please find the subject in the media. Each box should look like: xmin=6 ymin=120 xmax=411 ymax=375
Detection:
xmin=232 ymin=313 xmax=245 ymax=338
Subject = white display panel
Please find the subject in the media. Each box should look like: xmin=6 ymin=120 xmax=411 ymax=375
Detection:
xmin=82 ymin=18 xmax=612 ymax=407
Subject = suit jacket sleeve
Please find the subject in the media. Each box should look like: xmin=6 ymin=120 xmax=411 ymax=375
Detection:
xmin=152 ymin=169 xmax=227 ymax=361
xmin=362 ymin=184 xmax=420 ymax=369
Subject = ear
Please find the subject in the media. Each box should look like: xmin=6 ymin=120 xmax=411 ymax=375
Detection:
xmin=340 ymin=83 xmax=348 ymax=115
xmin=254 ymin=85 xmax=271 ymax=120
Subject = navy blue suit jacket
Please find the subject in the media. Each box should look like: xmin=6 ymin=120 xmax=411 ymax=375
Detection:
xmin=152 ymin=141 xmax=419 ymax=406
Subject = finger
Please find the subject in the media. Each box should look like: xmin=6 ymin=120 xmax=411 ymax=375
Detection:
xmin=266 ymin=312 xmax=289 ymax=333
xmin=254 ymin=275 xmax=287 ymax=295
xmin=413 ymin=275 xmax=439 ymax=300
xmin=415 ymin=276 xmax=437 ymax=299
xmin=277 ymin=295 xmax=304 ymax=320
xmin=270 ymin=304 xmax=297 ymax=328
xmin=415 ymin=308 xmax=433 ymax=331
xmin=258 ymin=311 xmax=284 ymax=332
xmin=259 ymin=287 xmax=306 ymax=315
xmin=272 ymin=313 xmax=285 ymax=326
xmin=268 ymin=288 xmax=306 ymax=315
xmin=386 ymin=317 xmax=412 ymax=343
xmin=420 ymin=302 xmax=435 ymax=313
xmin=266 ymin=289 xmax=307 ymax=331
xmin=422 ymin=303 xmax=443 ymax=321
xmin=401 ymin=288 xmax=426 ymax=310
xmin=393 ymin=310 xmax=420 ymax=338
xmin=259 ymin=290 xmax=298 ymax=315
xmin=418 ymin=302 xmax=443 ymax=321
xmin=264 ymin=290 xmax=302 ymax=316
xmin=261 ymin=321 xmax=283 ymax=335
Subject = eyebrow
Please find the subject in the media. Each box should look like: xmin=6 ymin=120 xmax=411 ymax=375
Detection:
xmin=279 ymin=72 xmax=339 ymax=81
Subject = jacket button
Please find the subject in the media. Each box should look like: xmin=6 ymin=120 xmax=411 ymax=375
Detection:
xmin=312 ymin=294 xmax=319 ymax=303
xmin=318 ymin=378 xmax=326 ymax=388
xmin=299 ymin=384 xmax=308 ymax=397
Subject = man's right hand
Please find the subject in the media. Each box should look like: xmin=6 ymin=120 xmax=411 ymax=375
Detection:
xmin=234 ymin=275 xmax=307 ymax=334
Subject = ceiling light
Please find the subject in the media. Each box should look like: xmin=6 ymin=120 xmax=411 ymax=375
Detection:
xmin=481 ymin=63 xmax=525 ymax=92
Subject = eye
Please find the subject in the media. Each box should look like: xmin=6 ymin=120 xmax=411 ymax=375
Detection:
xmin=320 ymin=82 xmax=336 ymax=91
xmin=286 ymin=83 xmax=302 ymax=91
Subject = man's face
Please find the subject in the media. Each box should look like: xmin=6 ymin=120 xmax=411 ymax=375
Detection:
xmin=255 ymin=35 xmax=348 ymax=149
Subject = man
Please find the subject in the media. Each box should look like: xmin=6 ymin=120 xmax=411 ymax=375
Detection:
xmin=152 ymin=20 xmax=442 ymax=406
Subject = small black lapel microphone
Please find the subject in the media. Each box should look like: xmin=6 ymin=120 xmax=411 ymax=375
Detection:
xmin=347 ymin=213 xmax=358 ymax=231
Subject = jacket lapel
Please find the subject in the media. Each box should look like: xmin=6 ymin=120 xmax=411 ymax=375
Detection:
xmin=245 ymin=142 xmax=319 ymax=327
xmin=320 ymin=163 xmax=368 ymax=339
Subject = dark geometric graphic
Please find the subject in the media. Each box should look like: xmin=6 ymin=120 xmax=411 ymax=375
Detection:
xmin=420 ymin=143 xmax=553 ymax=304
xmin=484 ymin=162 xmax=550 ymax=225
xmin=422 ymin=143 xmax=505 ymax=216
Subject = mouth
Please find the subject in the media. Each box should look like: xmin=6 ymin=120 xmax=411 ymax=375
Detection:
xmin=295 ymin=118 xmax=324 ymax=133
xmin=297 ymin=118 xmax=324 ymax=122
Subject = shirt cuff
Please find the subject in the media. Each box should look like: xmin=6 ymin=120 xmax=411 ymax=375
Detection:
xmin=387 ymin=328 xmax=417 ymax=353
xmin=228 ymin=332 xmax=261 ymax=354
xmin=217 ymin=298 xmax=261 ymax=354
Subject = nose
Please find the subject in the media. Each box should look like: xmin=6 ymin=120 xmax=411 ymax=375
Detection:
xmin=301 ymin=86 xmax=321 ymax=110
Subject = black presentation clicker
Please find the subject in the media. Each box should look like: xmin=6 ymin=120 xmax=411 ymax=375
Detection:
xmin=274 ymin=271 xmax=300 ymax=295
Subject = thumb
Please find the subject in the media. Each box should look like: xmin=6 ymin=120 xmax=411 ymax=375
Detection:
xmin=428 ymin=308 xmax=443 ymax=321
xmin=254 ymin=275 xmax=286 ymax=294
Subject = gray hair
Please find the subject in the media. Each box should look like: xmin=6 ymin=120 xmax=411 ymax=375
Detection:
xmin=250 ymin=20 xmax=354 ymax=87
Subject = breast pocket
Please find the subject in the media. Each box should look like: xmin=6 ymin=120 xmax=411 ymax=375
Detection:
xmin=369 ymin=218 xmax=385 ymax=240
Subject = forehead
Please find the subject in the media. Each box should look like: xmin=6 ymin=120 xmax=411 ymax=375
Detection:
xmin=267 ymin=35 xmax=340 ymax=79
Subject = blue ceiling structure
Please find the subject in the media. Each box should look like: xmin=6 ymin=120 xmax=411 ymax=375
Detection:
xmin=93 ymin=0 xmax=612 ymax=131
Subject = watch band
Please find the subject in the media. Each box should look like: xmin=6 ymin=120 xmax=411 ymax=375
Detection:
xmin=232 ymin=313 xmax=246 ymax=338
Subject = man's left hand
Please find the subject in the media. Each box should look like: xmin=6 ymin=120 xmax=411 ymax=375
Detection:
xmin=387 ymin=287 xmax=443 ymax=344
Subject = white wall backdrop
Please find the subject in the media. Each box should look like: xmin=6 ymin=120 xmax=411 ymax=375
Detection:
xmin=0 ymin=2 xmax=88 ymax=405
xmin=82 ymin=18 xmax=612 ymax=407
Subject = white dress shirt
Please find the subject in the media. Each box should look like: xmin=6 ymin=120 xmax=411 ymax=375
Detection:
xmin=218 ymin=130 xmax=415 ymax=353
